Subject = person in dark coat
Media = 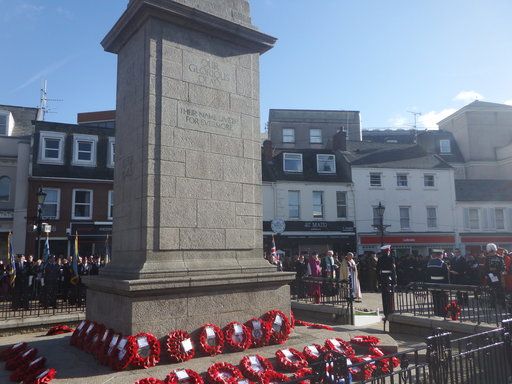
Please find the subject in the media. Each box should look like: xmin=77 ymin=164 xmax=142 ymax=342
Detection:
xmin=485 ymin=243 xmax=506 ymax=306
xmin=90 ymin=256 xmax=101 ymax=276
xmin=376 ymin=245 xmax=396 ymax=318
xmin=43 ymin=256 xmax=60 ymax=308
xmin=294 ymin=254 xmax=307 ymax=298
xmin=450 ymin=249 xmax=469 ymax=285
xmin=12 ymin=255 xmax=30 ymax=310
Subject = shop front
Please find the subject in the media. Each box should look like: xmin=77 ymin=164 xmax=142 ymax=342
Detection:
xmin=263 ymin=220 xmax=357 ymax=258
xmin=69 ymin=222 xmax=112 ymax=258
xmin=460 ymin=234 xmax=512 ymax=256
xmin=358 ymin=233 xmax=456 ymax=258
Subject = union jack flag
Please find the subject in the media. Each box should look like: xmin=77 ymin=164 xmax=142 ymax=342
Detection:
xmin=270 ymin=235 xmax=277 ymax=257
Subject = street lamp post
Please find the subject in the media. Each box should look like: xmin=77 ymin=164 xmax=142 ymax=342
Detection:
xmin=372 ymin=202 xmax=390 ymax=246
xmin=35 ymin=187 xmax=47 ymax=260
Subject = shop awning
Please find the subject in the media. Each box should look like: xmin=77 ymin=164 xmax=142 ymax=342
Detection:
xmin=360 ymin=233 xmax=455 ymax=245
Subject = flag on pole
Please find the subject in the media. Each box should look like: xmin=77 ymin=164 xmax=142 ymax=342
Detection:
xmin=104 ymin=234 xmax=110 ymax=265
xmin=8 ymin=232 xmax=16 ymax=287
xmin=270 ymin=235 xmax=277 ymax=258
xmin=70 ymin=231 xmax=79 ymax=285
xmin=42 ymin=235 xmax=50 ymax=268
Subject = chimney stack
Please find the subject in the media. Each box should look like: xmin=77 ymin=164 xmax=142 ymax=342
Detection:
xmin=332 ymin=128 xmax=347 ymax=151
xmin=262 ymin=140 xmax=274 ymax=162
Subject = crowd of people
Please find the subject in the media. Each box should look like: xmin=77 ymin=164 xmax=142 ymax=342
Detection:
xmin=0 ymin=254 xmax=107 ymax=310
xmin=266 ymin=242 xmax=512 ymax=304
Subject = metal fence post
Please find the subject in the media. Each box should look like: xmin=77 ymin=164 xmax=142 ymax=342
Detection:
xmin=426 ymin=328 xmax=452 ymax=384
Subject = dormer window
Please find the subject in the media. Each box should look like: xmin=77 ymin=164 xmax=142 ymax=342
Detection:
xmin=282 ymin=128 xmax=295 ymax=143
xmin=440 ymin=139 xmax=451 ymax=153
xmin=283 ymin=153 xmax=303 ymax=173
xmin=0 ymin=111 xmax=13 ymax=136
xmin=39 ymin=131 xmax=66 ymax=164
xmin=0 ymin=113 xmax=8 ymax=136
xmin=317 ymin=154 xmax=336 ymax=174
xmin=72 ymin=134 xmax=98 ymax=167
xmin=310 ymin=128 xmax=322 ymax=143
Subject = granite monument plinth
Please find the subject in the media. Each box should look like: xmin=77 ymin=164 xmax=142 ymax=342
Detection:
xmin=83 ymin=0 xmax=293 ymax=337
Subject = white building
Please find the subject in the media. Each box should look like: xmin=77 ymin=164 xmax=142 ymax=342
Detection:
xmin=455 ymin=179 xmax=512 ymax=254
xmin=262 ymin=141 xmax=356 ymax=256
xmin=347 ymin=141 xmax=457 ymax=257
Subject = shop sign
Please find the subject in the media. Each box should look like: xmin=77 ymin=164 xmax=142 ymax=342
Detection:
xmin=70 ymin=222 xmax=112 ymax=237
xmin=264 ymin=221 xmax=355 ymax=233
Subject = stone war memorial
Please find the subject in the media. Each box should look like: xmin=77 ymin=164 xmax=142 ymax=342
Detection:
xmin=83 ymin=0 xmax=293 ymax=338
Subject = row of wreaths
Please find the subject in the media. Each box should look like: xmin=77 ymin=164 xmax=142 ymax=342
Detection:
xmin=68 ymin=309 xmax=294 ymax=371
xmin=0 ymin=342 xmax=57 ymax=383
xmin=135 ymin=336 xmax=398 ymax=384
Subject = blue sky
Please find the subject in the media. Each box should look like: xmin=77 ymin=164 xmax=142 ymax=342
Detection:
xmin=1 ymin=0 xmax=511 ymax=130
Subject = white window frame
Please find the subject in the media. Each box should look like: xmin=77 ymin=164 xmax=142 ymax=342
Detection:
xmin=440 ymin=139 xmax=451 ymax=153
xmin=72 ymin=134 xmax=98 ymax=167
xmin=427 ymin=206 xmax=437 ymax=229
xmin=288 ymin=190 xmax=300 ymax=220
xmin=72 ymin=189 xmax=93 ymax=220
xmin=107 ymin=137 xmax=115 ymax=168
xmin=399 ymin=206 xmax=410 ymax=229
xmin=495 ymin=208 xmax=505 ymax=230
xmin=316 ymin=154 xmax=336 ymax=174
xmin=0 ymin=111 xmax=10 ymax=136
xmin=312 ymin=191 xmax=324 ymax=219
xmin=309 ymin=128 xmax=322 ymax=144
xmin=336 ymin=191 xmax=347 ymax=218
xmin=41 ymin=188 xmax=60 ymax=220
xmin=370 ymin=172 xmax=382 ymax=187
xmin=396 ymin=173 xmax=408 ymax=187
xmin=108 ymin=190 xmax=114 ymax=220
xmin=282 ymin=128 xmax=295 ymax=143
xmin=469 ymin=208 xmax=479 ymax=230
xmin=424 ymin=174 xmax=435 ymax=188
xmin=283 ymin=153 xmax=303 ymax=173
xmin=39 ymin=131 xmax=66 ymax=165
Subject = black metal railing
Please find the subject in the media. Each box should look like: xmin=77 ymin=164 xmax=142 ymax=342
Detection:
xmin=291 ymin=276 xmax=355 ymax=306
xmin=284 ymin=318 xmax=512 ymax=384
xmin=0 ymin=282 xmax=86 ymax=320
xmin=395 ymin=282 xmax=512 ymax=326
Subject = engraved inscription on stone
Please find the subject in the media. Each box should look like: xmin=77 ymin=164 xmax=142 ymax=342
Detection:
xmin=183 ymin=51 xmax=236 ymax=93
xmin=177 ymin=101 xmax=241 ymax=138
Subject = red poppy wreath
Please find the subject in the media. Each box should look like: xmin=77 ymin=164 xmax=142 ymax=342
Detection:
xmin=302 ymin=344 xmax=327 ymax=363
xmin=239 ymin=354 xmax=273 ymax=381
xmin=110 ymin=336 xmax=138 ymax=371
xmin=261 ymin=371 xmax=289 ymax=384
xmin=0 ymin=342 xmax=27 ymax=361
xmin=324 ymin=338 xmax=355 ymax=357
xmin=166 ymin=330 xmax=195 ymax=363
xmin=136 ymin=378 xmax=165 ymax=384
xmin=350 ymin=335 xmax=380 ymax=347
xmin=275 ymin=348 xmax=308 ymax=372
xmin=84 ymin=323 xmax=106 ymax=354
xmin=6 ymin=346 xmax=37 ymax=371
xmin=96 ymin=329 xmax=115 ymax=364
xmin=165 ymin=368 xmax=204 ymax=384
xmin=77 ymin=321 xmax=98 ymax=350
xmin=369 ymin=346 xmax=400 ymax=374
xmin=262 ymin=310 xmax=291 ymax=345
xmin=206 ymin=362 xmax=243 ymax=384
xmin=348 ymin=356 xmax=376 ymax=381
xmin=69 ymin=320 xmax=88 ymax=347
xmin=198 ymin=324 xmax=225 ymax=356
xmin=223 ymin=322 xmax=252 ymax=352
xmin=46 ymin=325 xmax=73 ymax=336
xmin=24 ymin=367 xmax=57 ymax=384
xmin=131 ymin=332 xmax=161 ymax=369
xmin=10 ymin=356 xmax=46 ymax=382
xmin=244 ymin=318 xmax=270 ymax=348
xmin=293 ymin=367 xmax=314 ymax=384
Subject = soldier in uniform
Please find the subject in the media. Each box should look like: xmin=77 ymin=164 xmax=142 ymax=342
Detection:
xmin=43 ymin=256 xmax=60 ymax=308
xmin=426 ymin=249 xmax=450 ymax=316
xmin=485 ymin=243 xmax=505 ymax=306
xmin=376 ymin=245 xmax=396 ymax=319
